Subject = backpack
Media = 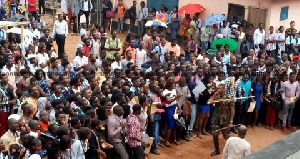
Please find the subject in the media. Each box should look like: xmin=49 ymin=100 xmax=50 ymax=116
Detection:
xmin=124 ymin=7 xmax=131 ymax=19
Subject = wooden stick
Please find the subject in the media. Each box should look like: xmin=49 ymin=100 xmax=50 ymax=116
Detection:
xmin=215 ymin=124 xmax=242 ymax=133
xmin=208 ymin=96 xmax=255 ymax=104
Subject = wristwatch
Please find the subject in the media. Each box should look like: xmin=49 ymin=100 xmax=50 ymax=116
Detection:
xmin=229 ymin=121 xmax=233 ymax=124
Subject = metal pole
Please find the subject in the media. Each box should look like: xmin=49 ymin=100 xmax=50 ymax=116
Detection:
xmin=96 ymin=0 xmax=99 ymax=24
xmin=53 ymin=0 xmax=57 ymax=24
xmin=25 ymin=0 xmax=28 ymax=20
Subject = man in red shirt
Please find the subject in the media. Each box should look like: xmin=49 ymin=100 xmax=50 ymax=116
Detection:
xmin=28 ymin=0 xmax=37 ymax=17
xmin=83 ymin=38 xmax=91 ymax=57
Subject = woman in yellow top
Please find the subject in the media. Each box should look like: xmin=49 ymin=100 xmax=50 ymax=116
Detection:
xmin=181 ymin=14 xmax=192 ymax=39
xmin=116 ymin=0 xmax=126 ymax=33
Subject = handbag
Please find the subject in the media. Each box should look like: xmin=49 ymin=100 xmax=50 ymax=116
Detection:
xmin=106 ymin=10 xmax=115 ymax=18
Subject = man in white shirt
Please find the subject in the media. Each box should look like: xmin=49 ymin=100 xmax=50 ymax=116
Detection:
xmin=222 ymin=125 xmax=251 ymax=159
xmin=30 ymin=22 xmax=41 ymax=39
xmin=53 ymin=14 xmax=68 ymax=59
xmin=137 ymin=1 xmax=148 ymax=36
xmin=73 ymin=47 xmax=88 ymax=74
xmin=136 ymin=41 xmax=147 ymax=69
xmin=81 ymin=0 xmax=93 ymax=26
xmin=111 ymin=53 xmax=122 ymax=71
xmin=220 ymin=21 xmax=231 ymax=38
xmin=253 ymin=23 xmax=265 ymax=49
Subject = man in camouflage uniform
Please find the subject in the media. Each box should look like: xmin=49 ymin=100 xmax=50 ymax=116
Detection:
xmin=210 ymin=84 xmax=235 ymax=157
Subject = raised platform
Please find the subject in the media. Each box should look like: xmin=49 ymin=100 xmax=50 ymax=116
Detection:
xmin=245 ymin=130 xmax=300 ymax=159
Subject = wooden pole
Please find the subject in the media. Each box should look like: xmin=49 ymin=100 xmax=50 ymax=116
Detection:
xmin=21 ymin=24 xmax=24 ymax=43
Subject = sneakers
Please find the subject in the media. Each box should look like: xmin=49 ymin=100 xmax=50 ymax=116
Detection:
xmin=174 ymin=140 xmax=181 ymax=145
xmin=282 ymin=126 xmax=287 ymax=132
xmin=150 ymin=149 xmax=160 ymax=155
xmin=165 ymin=141 xmax=172 ymax=147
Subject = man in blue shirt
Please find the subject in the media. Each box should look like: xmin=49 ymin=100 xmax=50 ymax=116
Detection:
xmin=235 ymin=72 xmax=252 ymax=125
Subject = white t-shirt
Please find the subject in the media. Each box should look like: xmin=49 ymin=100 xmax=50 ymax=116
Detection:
xmin=37 ymin=53 xmax=49 ymax=72
xmin=73 ymin=56 xmax=88 ymax=73
xmin=222 ymin=137 xmax=251 ymax=159
xmin=162 ymin=89 xmax=177 ymax=107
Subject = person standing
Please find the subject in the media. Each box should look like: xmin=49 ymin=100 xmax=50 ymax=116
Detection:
xmin=71 ymin=0 xmax=81 ymax=33
xmin=135 ymin=41 xmax=146 ymax=69
xmin=127 ymin=104 xmax=149 ymax=159
xmin=265 ymin=26 xmax=277 ymax=58
xmin=28 ymin=0 xmax=37 ymax=17
xmin=285 ymin=28 xmax=300 ymax=53
xmin=169 ymin=6 xmax=179 ymax=40
xmin=210 ymin=84 xmax=235 ymax=157
xmin=137 ymin=1 xmax=148 ymax=36
xmin=81 ymin=0 xmax=93 ymax=27
xmin=253 ymin=23 xmax=265 ymax=50
xmin=277 ymin=26 xmax=285 ymax=54
xmin=104 ymin=30 xmax=121 ymax=61
xmin=38 ymin=0 xmax=45 ymax=14
xmin=53 ymin=14 xmax=68 ymax=59
xmin=128 ymin=0 xmax=137 ymax=33
xmin=107 ymin=106 xmax=129 ymax=159
xmin=281 ymin=72 xmax=300 ymax=132
xmin=222 ymin=125 xmax=251 ymax=159
xmin=102 ymin=0 xmax=112 ymax=30
xmin=116 ymin=0 xmax=126 ymax=33
xmin=200 ymin=25 xmax=211 ymax=52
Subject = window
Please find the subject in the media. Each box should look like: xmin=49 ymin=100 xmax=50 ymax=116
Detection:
xmin=280 ymin=6 xmax=289 ymax=21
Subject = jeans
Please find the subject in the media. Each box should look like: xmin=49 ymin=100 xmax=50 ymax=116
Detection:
xmin=282 ymin=103 xmax=295 ymax=126
xmin=118 ymin=18 xmax=124 ymax=31
xmin=171 ymin=28 xmax=177 ymax=40
xmin=153 ymin=120 xmax=160 ymax=147
xmin=129 ymin=18 xmax=135 ymax=33
xmin=185 ymin=51 xmax=190 ymax=62
xmin=201 ymin=41 xmax=208 ymax=52
xmin=138 ymin=20 xmax=146 ymax=36
xmin=235 ymin=100 xmax=250 ymax=125
xmin=72 ymin=16 xmax=79 ymax=33
xmin=188 ymin=104 xmax=196 ymax=131
xmin=246 ymin=40 xmax=254 ymax=51
xmin=10 ymin=4 xmax=16 ymax=17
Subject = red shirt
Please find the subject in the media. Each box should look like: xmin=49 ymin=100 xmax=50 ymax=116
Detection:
xmin=28 ymin=0 xmax=37 ymax=12
xmin=83 ymin=45 xmax=90 ymax=57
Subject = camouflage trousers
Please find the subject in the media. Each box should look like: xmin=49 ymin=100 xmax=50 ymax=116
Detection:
xmin=212 ymin=124 xmax=230 ymax=150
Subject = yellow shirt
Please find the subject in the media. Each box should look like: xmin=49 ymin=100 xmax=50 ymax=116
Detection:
xmin=24 ymin=97 xmax=38 ymax=118
xmin=0 ymin=130 xmax=20 ymax=150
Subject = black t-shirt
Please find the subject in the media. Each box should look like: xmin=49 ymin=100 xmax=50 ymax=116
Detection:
xmin=129 ymin=6 xmax=136 ymax=19
xmin=39 ymin=37 xmax=53 ymax=52
xmin=0 ymin=56 xmax=6 ymax=69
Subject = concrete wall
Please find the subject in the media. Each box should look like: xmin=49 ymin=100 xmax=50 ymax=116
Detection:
xmin=179 ymin=0 xmax=272 ymax=29
xmin=269 ymin=0 xmax=300 ymax=32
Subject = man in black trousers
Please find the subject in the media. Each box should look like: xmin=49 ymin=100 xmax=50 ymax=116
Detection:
xmin=53 ymin=14 xmax=68 ymax=59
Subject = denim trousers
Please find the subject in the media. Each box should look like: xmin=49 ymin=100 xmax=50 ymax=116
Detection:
xmin=282 ymin=103 xmax=295 ymax=126
xmin=171 ymin=28 xmax=177 ymax=40
xmin=138 ymin=20 xmax=146 ymax=36
xmin=201 ymin=41 xmax=208 ymax=52
xmin=153 ymin=120 xmax=160 ymax=146
xmin=118 ymin=18 xmax=124 ymax=31
xmin=188 ymin=104 xmax=196 ymax=131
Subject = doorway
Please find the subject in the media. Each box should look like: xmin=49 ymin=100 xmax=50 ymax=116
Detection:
xmin=227 ymin=3 xmax=245 ymax=23
xmin=248 ymin=7 xmax=267 ymax=29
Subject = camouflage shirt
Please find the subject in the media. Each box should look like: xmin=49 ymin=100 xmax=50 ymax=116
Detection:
xmin=213 ymin=93 xmax=233 ymax=126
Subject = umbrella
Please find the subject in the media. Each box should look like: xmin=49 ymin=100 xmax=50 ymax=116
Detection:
xmin=6 ymin=14 xmax=26 ymax=21
xmin=204 ymin=14 xmax=226 ymax=26
xmin=211 ymin=38 xmax=238 ymax=51
xmin=145 ymin=20 xmax=167 ymax=28
xmin=6 ymin=28 xmax=35 ymax=38
xmin=178 ymin=4 xmax=206 ymax=14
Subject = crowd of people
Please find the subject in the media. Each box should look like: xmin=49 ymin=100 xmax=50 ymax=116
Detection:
xmin=0 ymin=0 xmax=300 ymax=159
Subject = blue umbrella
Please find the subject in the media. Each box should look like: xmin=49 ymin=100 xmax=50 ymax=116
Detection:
xmin=204 ymin=14 xmax=226 ymax=26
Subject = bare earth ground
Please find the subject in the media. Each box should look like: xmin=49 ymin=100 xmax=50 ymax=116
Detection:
xmin=42 ymin=15 xmax=293 ymax=159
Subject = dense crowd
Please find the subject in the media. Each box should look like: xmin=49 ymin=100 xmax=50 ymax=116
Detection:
xmin=0 ymin=0 xmax=300 ymax=159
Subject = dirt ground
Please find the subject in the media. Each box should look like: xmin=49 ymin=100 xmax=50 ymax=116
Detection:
xmin=41 ymin=15 xmax=293 ymax=159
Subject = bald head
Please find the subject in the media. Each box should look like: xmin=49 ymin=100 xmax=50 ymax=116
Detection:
xmin=113 ymin=106 xmax=124 ymax=117
xmin=238 ymin=125 xmax=247 ymax=139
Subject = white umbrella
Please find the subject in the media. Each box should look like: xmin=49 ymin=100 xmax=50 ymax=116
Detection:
xmin=145 ymin=20 xmax=167 ymax=28
xmin=7 ymin=28 xmax=35 ymax=38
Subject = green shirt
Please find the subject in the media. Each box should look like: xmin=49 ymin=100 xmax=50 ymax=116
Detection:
xmin=104 ymin=38 xmax=121 ymax=59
